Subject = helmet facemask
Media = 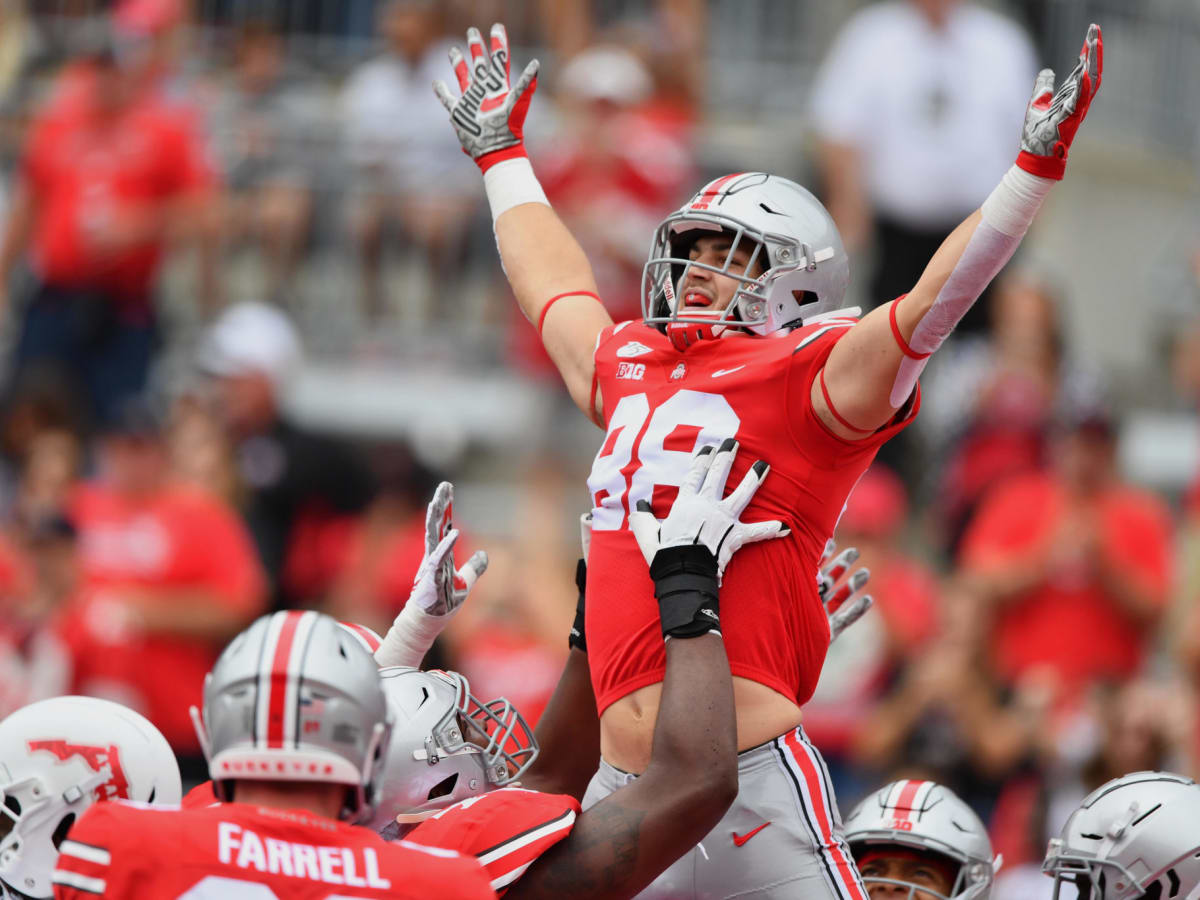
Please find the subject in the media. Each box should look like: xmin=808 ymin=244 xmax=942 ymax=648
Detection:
xmin=855 ymin=844 xmax=992 ymax=900
xmin=642 ymin=208 xmax=840 ymax=346
xmin=439 ymin=671 xmax=536 ymax=788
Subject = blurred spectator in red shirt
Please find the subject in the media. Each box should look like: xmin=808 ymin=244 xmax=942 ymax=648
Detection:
xmin=805 ymin=464 xmax=940 ymax=798
xmin=919 ymin=270 xmax=1078 ymax=553
xmin=55 ymin=397 xmax=265 ymax=777
xmin=206 ymin=20 xmax=325 ymax=303
xmin=341 ymin=0 xmax=479 ymax=323
xmin=959 ymin=403 xmax=1173 ymax=706
xmin=0 ymin=0 xmax=218 ymax=431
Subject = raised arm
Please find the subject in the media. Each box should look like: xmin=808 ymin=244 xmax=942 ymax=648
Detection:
xmin=435 ymin=24 xmax=613 ymax=418
xmin=814 ymin=24 xmax=1103 ymax=438
xmin=506 ymin=441 xmax=787 ymax=900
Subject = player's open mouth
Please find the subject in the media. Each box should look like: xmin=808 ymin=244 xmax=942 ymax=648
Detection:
xmin=683 ymin=290 xmax=713 ymax=308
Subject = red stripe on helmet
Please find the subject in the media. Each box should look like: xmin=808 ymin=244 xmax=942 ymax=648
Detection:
xmin=338 ymin=621 xmax=383 ymax=654
xmin=894 ymin=780 xmax=927 ymax=822
xmin=690 ymin=172 xmax=745 ymax=211
xmin=265 ymin=612 xmax=304 ymax=748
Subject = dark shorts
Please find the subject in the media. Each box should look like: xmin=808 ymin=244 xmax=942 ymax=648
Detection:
xmin=10 ymin=282 xmax=159 ymax=430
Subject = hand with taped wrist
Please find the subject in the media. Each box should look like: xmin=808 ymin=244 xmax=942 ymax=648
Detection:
xmin=629 ymin=439 xmax=789 ymax=640
xmin=374 ymin=482 xmax=488 ymax=668
xmin=1016 ymin=23 xmax=1102 ymax=180
xmin=816 ymin=539 xmax=874 ymax=643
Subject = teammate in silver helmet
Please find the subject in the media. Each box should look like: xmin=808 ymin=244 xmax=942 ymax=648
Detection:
xmin=843 ymin=779 xmax=1000 ymax=900
xmin=1043 ymin=771 xmax=1200 ymax=900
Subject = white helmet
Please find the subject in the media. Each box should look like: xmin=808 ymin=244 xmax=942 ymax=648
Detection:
xmin=641 ymin=172 xmax=851 ymax=348
xmin=0 ymin=696 xmax=181 ymax=899
xmin=192 ymin=611 xmax=392 ymax=825
xmin=844 ymin=780 xmax=999 ymax=899
xmin=367 ymin=667 xmax=537 ymax=832
xmin=1043 ymin=771 xmax=1200 ymax=900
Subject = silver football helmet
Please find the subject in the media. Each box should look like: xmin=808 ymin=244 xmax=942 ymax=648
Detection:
xmin=844 ymin=780 xmax=999 ymax=899
xmin=192 ymin=610 xmax=392 ymax=825
xmin=1043 ymin=771 xmax=1200 ymax=900
xmin=642 ymin=172 xmax=852 ymax=346
xmin=0 ymin=696 xmax=180 ymax=899
xmin=368 ymin=667 xmax=537 ymax=831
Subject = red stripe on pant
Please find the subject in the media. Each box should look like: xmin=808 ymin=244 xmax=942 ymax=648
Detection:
xmin=266 ymin=612 xmax=304 ymax=748
xmin=783 ymin=730 xmax=869 ymax=900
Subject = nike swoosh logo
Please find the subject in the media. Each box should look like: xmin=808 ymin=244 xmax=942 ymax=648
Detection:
xmin=711 ymin=366 xmax=746 ymax=378
xmin=732 ymin=822 xmax=771 ymax=846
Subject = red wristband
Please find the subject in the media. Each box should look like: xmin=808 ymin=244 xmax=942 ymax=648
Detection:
xmin=477 ymin=144 xmax=529 ymax=174
xmin=1016 ymin=147 xmax=1067 ymax=181
xmin=889 ymin=298 xmax=931 ymax=360
xmin=538 ymin=291 xmax=602 ymax=335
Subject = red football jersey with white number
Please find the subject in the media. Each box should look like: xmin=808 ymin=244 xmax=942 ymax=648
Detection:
xmin=52 ymin=800 xmax=495 ymax=900
xmin=586 ymin=319 xmax=918 ymax=713
xmin=406 ymin=788 xmax=579 ymax=895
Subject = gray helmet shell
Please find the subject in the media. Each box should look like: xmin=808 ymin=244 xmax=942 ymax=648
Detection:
xmin=642 ymin=172 xmax=852 ymax=337
xmin=844 ymin=780 xmax=998 ymax=900
xmin=1043 ymin=771 xmax=1200 ymax=900
xmin=194 ymin=610 xmax=392 ymax=824
xmin=368 ymin=667 xmax=537 ymax=831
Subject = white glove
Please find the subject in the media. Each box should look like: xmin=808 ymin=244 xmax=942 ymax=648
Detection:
xmin=816 ymin=539 xmax=873 ymax=643
xmin=374 ymin=482 xmax=488 ymax=668
xmin=628 ymin=439 xmax=789 ymax=584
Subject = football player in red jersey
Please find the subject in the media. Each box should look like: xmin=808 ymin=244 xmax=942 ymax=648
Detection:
xmin=0 ymin=696 xmax=180 ymax=900
xmin=52 ymin=611 xmax=495 ymax=900
xmin=434 ymin=20 xmax=1103 ymax=899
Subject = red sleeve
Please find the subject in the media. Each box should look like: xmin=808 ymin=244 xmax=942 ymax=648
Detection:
xmin=180 ymin=780 xmax=219 ymax=810
xmin=1104 ymin=491 xmax=1174 ymax=605
xmin=406 ymin=789 xmax=579 ymax=894
xmin=784 ymin=321 xmax=918 ymax=462
xmin=19 ymin=112 xmax=55 ymax=193
xmin=53 ymin=802 xmax=138 ymax=899
xmin=182 ymin=494 xmax=266 ymax=615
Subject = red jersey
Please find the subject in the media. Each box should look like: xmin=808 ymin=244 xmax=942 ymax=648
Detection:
xmin=52 ymin=800 xmax=495 ymax=900
xmin=406 ymin=787 xmax=579 ymax=894
xmin=57 ymin=482 xmax=265 ymax=751
xmin=21 ymin=64 xmax=215 ymax=308
xmin=585 ymin=319 xmax=917 ymax=713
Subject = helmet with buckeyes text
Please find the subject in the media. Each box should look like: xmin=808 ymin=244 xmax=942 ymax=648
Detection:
xmin=844 ymin=779 xmax=999 ymax=899
xmin=193 ymin=610 xmax=392 ymax=825
xmin=642 ymin=172 xmax=851 ymax=346
xmin=0 ymin=696 xmax=180 ymax=899
xmin=1043 ymin=771 xmax=1200 ymax=900
xmin=368 ymin=667 xmax=537 ymax=832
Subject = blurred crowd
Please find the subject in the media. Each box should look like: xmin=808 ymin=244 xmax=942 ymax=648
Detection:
xmin=0 ymin=0 xmax=1198 ymax=897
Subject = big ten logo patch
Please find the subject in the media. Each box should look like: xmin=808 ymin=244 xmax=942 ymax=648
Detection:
xmin=28 ymin=740 xmax=130 ymax=801
xmin=616 ymin=362 xmax=646 ymax=381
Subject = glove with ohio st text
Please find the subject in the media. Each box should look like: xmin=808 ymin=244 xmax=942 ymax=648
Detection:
xmin=433 ymin=23 xmax=539 ymax=173
xmin=816 ymin=539 xmax=874 ymax=644
xmin=1016 ymin=23 xmax=1102 ymax=180
xmin=568 ymin=513 xmax=591 ymax=653
xmin=629 ymin=439 xmax=789 ymax=640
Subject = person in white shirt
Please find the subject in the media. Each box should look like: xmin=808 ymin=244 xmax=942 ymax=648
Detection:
xmin=810 ymin=0 xmax=1036 ymax=335
xmin=341 ymin=0 xmax=482 ymax=322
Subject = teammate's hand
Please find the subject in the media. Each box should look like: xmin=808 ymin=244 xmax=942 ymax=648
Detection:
xmin=433 ymin=23 xmax=539 ymax=173
xmin=1016 ymin=23 xmax=1102 ymax=180
xmin=629 ymin=439 xmax=789 ymax=584
xmin=408 ymin=481 xmax=488 ymax=618
xmin=816 ymin=539 xmax=873 ymax=643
